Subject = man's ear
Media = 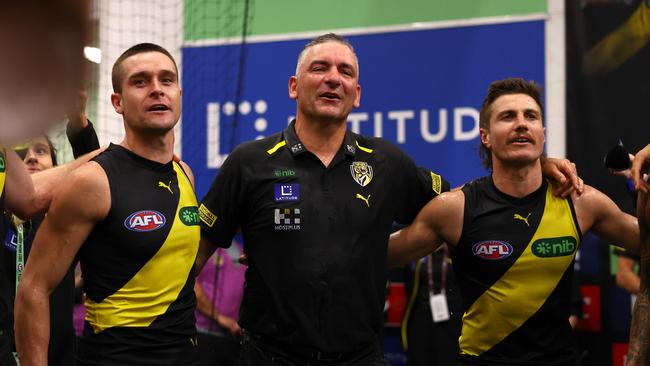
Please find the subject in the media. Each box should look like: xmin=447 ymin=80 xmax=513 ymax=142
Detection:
xmin=110 ymin=93 xmax=123 ymax=114
xmin=288 ymin=76 xmax=298 ymax=100
xmin=353 ymin=84 xmax=361 ymax=108
xmin=479 ymin=128 xmax=491 ymax=150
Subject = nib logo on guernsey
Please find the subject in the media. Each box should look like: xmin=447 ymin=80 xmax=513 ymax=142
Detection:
xmin=124 ymin=210 xmax=166 ymax=232
xmin=532 ymin=237 xmax=577 ymax=257
xmin=179 ymin=206 xmax=200 ymax=226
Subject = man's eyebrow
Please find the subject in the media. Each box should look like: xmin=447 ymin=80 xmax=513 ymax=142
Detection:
xmin=127 ymin=71 xmax=150 ymax=81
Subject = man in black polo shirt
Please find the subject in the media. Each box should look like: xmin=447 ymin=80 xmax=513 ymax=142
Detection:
xmin=197 ymin=34 xmax=580 ymax=365
xmin=197 ymin=33 xmax=446 ymax=365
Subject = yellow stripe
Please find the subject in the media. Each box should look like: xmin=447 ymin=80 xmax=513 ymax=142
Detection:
xmin=459 ymin=183 xmax=580 ymax=355
xmin=355 ymin=141 xmax=373 ymax=153
xmin=0 ymin=149 xmax=6 ymax=199
xmin=401 ymin=258 xmax=424 ymax=351
xmin=583 ymin=2 xmax=650 ymax=74
xmin=85 ymin=162 xmax=200 ymax=332
xmin=266 ymin=140 xmax=286 ymax=155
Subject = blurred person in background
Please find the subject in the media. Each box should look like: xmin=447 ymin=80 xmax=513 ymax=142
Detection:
xmin=0 ymin=1 xmax=88 ymax=143
xmin=195 ymin=238 xmax=245 ymax=366
xmin=0 ymin=92 xmax=99 ymax=365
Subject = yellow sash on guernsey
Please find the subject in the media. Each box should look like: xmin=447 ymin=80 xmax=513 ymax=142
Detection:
xmin=0 ymin=148 xmax=6 ymax=199
xmin=85 ymin=162 xmax=200 ymax=333
xmin=459 ymin=184 xmax=580 ymax=356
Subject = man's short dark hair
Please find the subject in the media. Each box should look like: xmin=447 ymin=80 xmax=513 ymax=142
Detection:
xmin=111 ymin=43 xmax=178 ymax=93
xmin=295 ymin=33 xmax=358 ymax=76
xmin=478 ymin=78 xmax=544 ymax=170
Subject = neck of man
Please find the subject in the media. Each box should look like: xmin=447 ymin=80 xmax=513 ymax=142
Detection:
xmin=121 ymin=129 xmax=175 ymax=164
xmin=491 ymin=158 xmax=543 ymax=198
xmin=294 ymin=114 xmax=347 ymax=167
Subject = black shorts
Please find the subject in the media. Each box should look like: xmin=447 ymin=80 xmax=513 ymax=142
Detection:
xmin=76 ymin=327 xmax=198 ymax=366
xmin=238 ymin=332 xmax=387 ymax=366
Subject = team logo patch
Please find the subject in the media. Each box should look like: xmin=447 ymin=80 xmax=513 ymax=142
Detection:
xmin=275 ymin=183 xmax=299 ymax=202
xmin=3 ymin=228 xmax=16 ymax=251
xmin=274 ymin=208 xmax=301 ymax=231
xmin=179 ymin=206 xmax=200 ymax=226
xmin=430 ymin=172 xmax=442 ymax=195
xmin=350 ymin=161 xmax=373 ymax=187
xmin=290 ymin=143 xmax=304 ymax=154
xmin=124 ymin=210 xmax=166 ymax=232
xmin=273 ymin=169 xmax=296 ymax=178
xmin=199 ymin=204 xmax=217 ymax=227
xmin=472 ymin=240 xmax=513 ymax=260
xmin=532 ymin=236 xmax=577 ymax=258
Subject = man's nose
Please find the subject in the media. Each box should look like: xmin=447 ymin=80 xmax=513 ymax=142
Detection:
xmin=514 ymin=113 xmax=529 ymax=129
xmin=324 ymin=69 xmax=342 ymax=86
xmin=150 ymin=79 xmax=165 ymax=96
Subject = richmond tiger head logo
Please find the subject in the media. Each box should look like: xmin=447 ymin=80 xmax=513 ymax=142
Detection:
xmin=350 ymin=161 xmax=373 ymax=187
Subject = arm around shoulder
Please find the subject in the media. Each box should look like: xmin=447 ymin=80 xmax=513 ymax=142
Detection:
xmin=388 ymin=190 xmax=464 ymax=268
xmin=15 ymin=162 xmax=109 ymax=365
xmin=573 ymin=185 xmax=639 ymax=254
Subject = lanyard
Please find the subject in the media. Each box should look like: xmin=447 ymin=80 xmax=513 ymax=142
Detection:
xmin=15 ymin=223 xmax=24 ymax=293
xmin=426 ymin=245 xmax=448 ymax=296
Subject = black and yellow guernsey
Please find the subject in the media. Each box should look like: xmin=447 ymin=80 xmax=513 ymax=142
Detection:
xmin=0 ymin=148 xmax=6 ymax=232
xmin=76 ymin=144 xmax=200 ymax=365
xmin=454 ymin=176 xmax=581 ymax=366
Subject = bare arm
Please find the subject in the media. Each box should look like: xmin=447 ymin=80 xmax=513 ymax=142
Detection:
xmin=573 ymin=185 xmax=639 ymax=254
xmin=388 ymin=191 xmax=464 ymax=268
xmin=194 ymin=280 xmax=241 ymax=335
xmin=616 ymin=256 xmax=640 ymax=295
xmin=196 ymin=237 xmax=219 ymax=275
xmin=14 ymin=162 xmax=109 ymax=366
xmin=5 ymin=148 xmax=103 ymax=219
xmin=3 ymin=149 xmax=38 ymax=218
xmin=627 ymin=191 xmax=650 ymax=365
xmin=631 ymin=144 xmax=650 ymax=192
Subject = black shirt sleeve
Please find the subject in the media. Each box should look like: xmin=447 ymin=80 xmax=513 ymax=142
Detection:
xmin=66 ymin=120 xmax=100 ymax=158
xmin=393 ymin=146 xmax=449 ymax=224
xmin=199 ymin=146 xmax=245 ymax=248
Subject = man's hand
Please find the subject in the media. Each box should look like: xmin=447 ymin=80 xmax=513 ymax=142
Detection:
xmin=631 ymin=144 xmax=650 ymax=192
xmin=66 ymin=90 xmax=89 ymax=132
xmin=238 ymin=253 xmax=248 ymax=266
xmin=215 ymin=314 xmax=241 ymax=336
xmin=542 ymin=158 xmax=584 ymax=197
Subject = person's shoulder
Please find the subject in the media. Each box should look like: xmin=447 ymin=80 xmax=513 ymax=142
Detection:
xmin=54 ymin=161 xmax=110 ymax=218
xmin=351 ymin=133 xmax=406 ymax=159
xmin=229 ymin=130 xmax=285 ymax=159
xmin=570 ymin=184 xmax=599 ymax=204
xmin=459 ymin=175 xmax=490 ymax=193
xmin=69 ymin=161 xmax=109 ymax=190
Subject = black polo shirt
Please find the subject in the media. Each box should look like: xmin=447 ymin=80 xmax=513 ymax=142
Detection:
xmin=199 ymin=120 xmax=448 ymax=354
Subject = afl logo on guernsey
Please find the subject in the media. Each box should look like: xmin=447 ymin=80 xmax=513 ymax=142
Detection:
xmin=472 ymin=240 xmax=513 ymax=260
xmin=124 ymin=210 xmax=166 ymax=232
